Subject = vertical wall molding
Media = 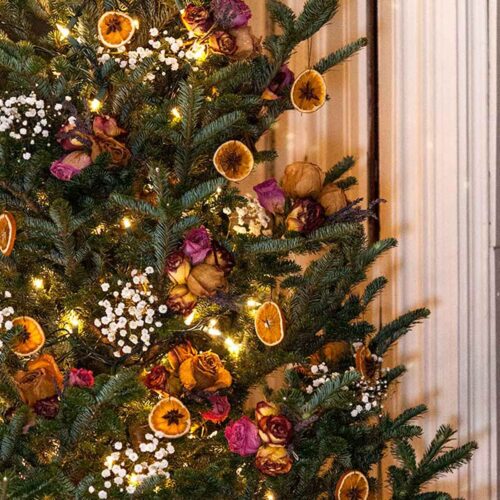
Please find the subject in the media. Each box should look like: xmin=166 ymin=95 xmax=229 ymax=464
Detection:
xmin=378 ymin=1 xmax=497 ymax=497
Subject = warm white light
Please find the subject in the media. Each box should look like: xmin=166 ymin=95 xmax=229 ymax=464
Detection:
xmin=132 ymin=19 xmax=140 ymax=29
xmin=89 ymin=98 xmax=102 ymax=112
xmin=191 ymin=43 xmax=207 ymax=62
xmin=121 ymin=216 xmax=133 ymax=229
xmin=184 ymin=310 xmax=196 ymax=326
xmin=265 ymin=491 xmax=275 ymax=500
xmin=32 ymin=277 xmax=45 ymax=290
xmin=224 ymin=337 xmax=241 ymax=355
xmin=246 ymin=298 xmax=260 ymax=308
xmin=171 ymin=107 xmax=181 ymax=122
xmin=208 ymin=327 xmax=222 ymax=337
xmin=56 ymin=23 xmax=70 ymax=39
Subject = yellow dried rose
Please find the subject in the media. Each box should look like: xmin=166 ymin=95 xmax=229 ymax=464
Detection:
xmin=318 ymin=183 xmax=348 ymax=215
xmin=281 ymin=162 xmax=325 ymax=199
xmin=168 ymin=340 xmax=198 ymax=372
xmin=186 ymin=263 xmax=228 ymax=297
xmin=179 ymin=351 xmax=232 ymax=393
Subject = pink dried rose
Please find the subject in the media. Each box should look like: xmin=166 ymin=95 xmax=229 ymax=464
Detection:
xmin=262 ymin=65 xmax=295 ymax=100
xmin=182 ymin=226 xmax=212 ymax=264
xmin=68 ymin=368 xmax=95 ymax=388
xmin=225 ymin=416 xmax=261 ymax=456
xmin=34 ymin=395 xmax=60 ymax=419
xmin=93 ymin=115 xmax=126 ymax=138
xmin=201 ymin=394 xmax=231 ymax=424
xmin=211 ymin=0 xmax=252 ymax=29
xmin=253 ymin=178 xmax=286 ymax=214
xmin=50 ymin=151 xmax=92 ymax=181
xmin=286 ymin=198 xmax=325 ymax=233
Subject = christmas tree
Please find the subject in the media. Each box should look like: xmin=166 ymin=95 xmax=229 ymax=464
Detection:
xmin=0 ymin=0 xmax=476 ymax=498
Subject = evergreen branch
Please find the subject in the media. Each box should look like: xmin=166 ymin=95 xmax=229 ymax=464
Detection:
xmin=324 ymin=156 xmax=356 ymax=184
xmin=314 ymin=38 xmax=368 ymax=74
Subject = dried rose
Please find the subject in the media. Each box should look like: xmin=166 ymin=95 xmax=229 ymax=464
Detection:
xmin=211 ymin=0 xmax=252 ymax=29
xmin=318 ymin=183 xmax=348 ymax=216
xmin=187 ymin=263 xmax=228 ymax=297
xmin=255 ymin=445 xmax=293 ymax=476
xmin=201 ymin=394 xmax=231 ymax=424
xmin=168 ymin=340 xmax=198 ymax=372
xmin=286 ymin=198 xmax=325 ymax=233
xmin=203 ymin=243 xmax=235 ymax=275
xmin=225 ymin=416 xmax=261 ymax=456
xmin=182 ymin=226 xmax=212 ymax=265
xmin=93 ymin=115 xmax=126 ymax=138
xmin=181 ymin=4 xmax=213 ymax=35
xmin=253 ymin=178 xmax=286 ymax=214
xmin=257 ymin=414 xmax=293 ymax=445
xmin=34 ymin=395 xmax=60 ymax=420
xmin=143 ymin=365 xmax=182 ymax=396
xmin=209 ymin=30 xmax=237 ymax=56
xmin=281 ymin=161 xmax=325 ymax=199
xmin=68 ymin=368 xmax=94 ymax=388
xmin=14 ymin=354 xmax=64 ymax=407
xmin=50 ymin=151 xmax=92 ymax=181
xmin=166 ymin=285 xmax=197 ymax=316
xmin=262 ymin=65 xmax=295 ymax=100
xmin=165 ymin=250 xmax=192 ymax=285
xmin=179 ymin=351 xmax=232 ymax=392
xmin=91 ymin=133 xmax=131 ymax=167
xmin=255 ymin=401 xmax=279 ymax=422
xmin=56 ymin=122 xmax=87 ymax=151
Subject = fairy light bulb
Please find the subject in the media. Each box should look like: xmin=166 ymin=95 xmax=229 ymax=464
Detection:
xmin=265 ymin=491 xmax=275 ymax=500
xmin=184 ymin=310 xmax=196 ymax=326
xmin=246 ymin=298 xmax=260 ymax=308
xmin=89 ymin=98 xmax=102 ymax=113
xmin=121 ymin=216 xmax=133 ymax=229
xmin=56 ymin=23 xmax=70 ymax=39
xmin=132 ymin=19 xmax=140 ymax=29
xmin=170 ymin=107 xmax=182 ymax=122
xmin=224 ymin=337 xmax=241 ymax=356
xmin=191 ymin=42 xmax=207 ymax=62
xmin=32 ymin=277 xmax=45 ymax=290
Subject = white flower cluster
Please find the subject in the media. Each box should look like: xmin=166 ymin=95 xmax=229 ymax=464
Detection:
xmin=89 ymin=435 xmax=174 ymax=497
xmin=350 ymin=367 xmax=388 ymax=418
xmin=97 ymin=27 xmax=203 ymax=81
xmin=304 ymin=362 xmax=331 ymax=394
xmin=0 ymin=291 xmax=14 ymax=350
xmin=225 ymin=196 xmax=271 ymax=236
xmin=0 ymin=92 xmax=67 ymax=159
xmin=94 ymin=268 xmax=167 ymax=357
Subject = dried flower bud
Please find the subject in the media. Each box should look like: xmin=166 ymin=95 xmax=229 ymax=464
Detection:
xmin=281 ymin=162 xmax=325 ymax=199
xmin=165 ymin=250 xmax=192 ymax=285
xmin=318 ymin=183 xmax=348 ymax=216
xmin=187 ymin=264 xmax=228 ymax=297
xmin=286 ymin=198 xmax=325 ymax=233
xmin=166 ymin=285 xmax=197 ymax=316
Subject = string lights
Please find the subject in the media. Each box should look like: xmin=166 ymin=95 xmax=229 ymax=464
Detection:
xmin=32 ymin=277 xmax=45 ymax=291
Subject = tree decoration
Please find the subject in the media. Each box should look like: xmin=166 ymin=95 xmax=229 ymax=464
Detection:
xmin=254 ymin=301 xmax=286 ymax=346
xmin=0 ymin=211 xmax=16 ymax=256
xmin=148 ymin=397 xmax=191 ymax=438
xmin=291 ymin=69 xmax=327 ymax=113
xmin=334 ymin=470 xmax=369 ymax=500
xmin=97 ymin=11 xmax=137 ymax=49
xmin=213 ymin=140 xmax=254 ymax=181
xmin=11 ymin=316 xmax=46 ymax=357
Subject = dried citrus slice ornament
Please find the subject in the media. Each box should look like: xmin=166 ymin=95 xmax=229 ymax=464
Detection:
xmin=148 ymin=396 xmax=191 ymax=438
xmin=291 ymin=69 xmax=327 ymax=113
xmin=213 ymin=140 xmax=254 ymax=182
xmin=335 ymin=470 xmax=369 ymax=500
xmin=0 ymin=211 xmax=16 ymax=256
xmin=98 ymin=11 xmax=136 ymax=49
xmin=255 ymin=301 xmax=285 ymax=346
xmin=11 ymin=317 xmax=46 ymax=357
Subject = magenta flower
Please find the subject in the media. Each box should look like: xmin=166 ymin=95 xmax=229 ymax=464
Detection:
xmin=211 ymin=0 xmax=252 ymax=29
xmin=68 ymin=368 xmax=95 ymax=388
xmin=224 ymin=416 xmax=261 ymax=456
xmin=263 ymin=65 xmax=295 ymax=100
xmin=201 ymin=394 xmax=231 ymax=423
xmin=254 ymin=178 xmax=286 ymax=214
xmin=50 ymin=151 xmax=92 ymax=181
xmin=182 ymin=226 xmax=212 ymax=264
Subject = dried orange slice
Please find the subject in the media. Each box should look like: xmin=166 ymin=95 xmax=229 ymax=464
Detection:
xmin=98 ymin=11 xmax=136 ymax=49
xmin=148 ymin=396 xmax=191 ymax=438
xmin=255 ymin=301 xmax=285 ymax=346
xmin=213 ymin=140 xmax=254 ymax=182
xmin=335 ymin=470 xmax=369 ymax=500
xmin=0 ymin=211 xmax=16 ymax=256
xmin=355 ymin=345 xmax=379 ymax=381
xmin=291 ymin=69 xmax=327 ymax=113
xmin=11 ymin=317 xmax=46 ymax=357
